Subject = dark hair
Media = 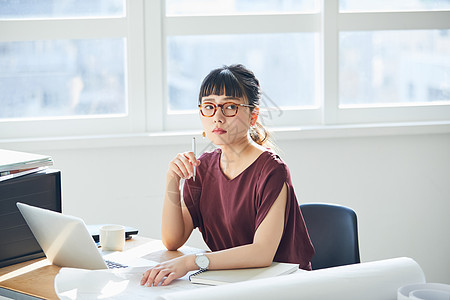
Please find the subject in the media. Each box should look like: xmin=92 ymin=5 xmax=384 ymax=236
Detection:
xmin=198 ymin=64 xmax=273 ymax=147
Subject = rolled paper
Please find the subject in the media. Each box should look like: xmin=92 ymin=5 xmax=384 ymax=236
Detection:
xmin=159 ymin=257 xmax=426 ymax=300
xmin=398 ymin=283 xmax=450 ymax=300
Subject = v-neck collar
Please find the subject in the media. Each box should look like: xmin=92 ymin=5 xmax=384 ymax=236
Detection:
xmin=216 ymin=149 xmax=268 ymax=182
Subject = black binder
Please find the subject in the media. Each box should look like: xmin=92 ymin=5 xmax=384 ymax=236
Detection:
xmin=0 ymin=169 xmax=62 ymax=267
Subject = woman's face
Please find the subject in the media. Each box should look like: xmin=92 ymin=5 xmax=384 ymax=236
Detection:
xmin=199 ymin=94 xmax=253 ymax=147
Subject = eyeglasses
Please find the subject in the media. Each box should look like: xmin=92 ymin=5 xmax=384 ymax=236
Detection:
xmin=199 ymin=102 xmax=254 ymax=117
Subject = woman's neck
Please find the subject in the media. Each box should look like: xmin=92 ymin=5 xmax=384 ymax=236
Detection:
xmin=220 ymin=135 xmax=252 ymax=161
xmin=219 ymin=137 xmax=265 ymax=179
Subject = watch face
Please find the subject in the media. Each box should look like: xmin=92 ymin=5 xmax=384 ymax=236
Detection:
xmin=196 ymin=254 xmax=209 ymax=269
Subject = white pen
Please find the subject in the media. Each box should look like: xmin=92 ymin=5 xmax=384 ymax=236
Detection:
xmin=192 ymin=137 xmax=196 ymax=181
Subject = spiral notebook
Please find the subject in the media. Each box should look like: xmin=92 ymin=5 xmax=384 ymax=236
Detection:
xmin=189 ymin=262 xmax=300 ymax=286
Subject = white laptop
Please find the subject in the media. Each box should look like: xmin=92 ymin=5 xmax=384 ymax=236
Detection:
xmin=16 ymin=202 xmax=151 ymax=270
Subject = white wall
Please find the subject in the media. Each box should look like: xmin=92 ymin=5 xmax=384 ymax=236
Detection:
xmin=3 ymin=131 xmax=449 ymax=283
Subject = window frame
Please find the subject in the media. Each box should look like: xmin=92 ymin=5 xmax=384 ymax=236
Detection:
xmin=0 ymin=0 xmax=449 ymax=140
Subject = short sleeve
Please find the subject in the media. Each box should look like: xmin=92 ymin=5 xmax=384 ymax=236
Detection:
xmin=254 ymin=160 xmax=287 ymax=231
xmin=183 ymin=179 xmax=202 ymax=229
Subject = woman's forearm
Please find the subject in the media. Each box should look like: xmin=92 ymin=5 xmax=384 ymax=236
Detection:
xmin=207 ymin=242 xmax=275 ymax=269
xmin=161 ymin=174 xmax=188 ymax=250
xmin=180 ymin=242 xmax=275 ymax=274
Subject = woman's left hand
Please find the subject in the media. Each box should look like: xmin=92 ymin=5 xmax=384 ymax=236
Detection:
xmin=140 ymin=255 xmax=193 ymax=287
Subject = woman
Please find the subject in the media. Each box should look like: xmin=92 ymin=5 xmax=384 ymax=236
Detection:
xmin=141 ymin=64 xmax=314 ymax=287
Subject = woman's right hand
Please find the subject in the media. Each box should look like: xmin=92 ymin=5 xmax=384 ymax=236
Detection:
xmin=167 ymin=152 xmax=200 ymax=180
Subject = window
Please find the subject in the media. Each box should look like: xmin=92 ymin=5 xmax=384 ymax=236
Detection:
xmin=1 ymin=39 xmax=126 ymax=119
xmin=166 ymin=0 xmax=317 ymax=16
xmin=0 ymin=0 xmax=124 ymax=19
xmin=167 ymin=33 xmax=317 ymax=110
xmin=340 ymin=1 xmax=450 ymax=12
xmin=166 ymin=32 xmax=319 ymax=129
xmin=339 ymin=30 xmax=450 ymax=106
xmin=332 ymin=3 xmax=450 ymax=124
xmin=0 ymin=0 xmax=146 ymax=139
xmin=1 ymin=0 xmax=449 ymax=140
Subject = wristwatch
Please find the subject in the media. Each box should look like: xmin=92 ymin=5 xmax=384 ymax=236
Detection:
xmin=195 ymin=253 xmax=209 ymax=271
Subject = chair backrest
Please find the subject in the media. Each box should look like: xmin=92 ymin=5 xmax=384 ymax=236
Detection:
xmin=300 ymin=203 xmax=360 ymax=270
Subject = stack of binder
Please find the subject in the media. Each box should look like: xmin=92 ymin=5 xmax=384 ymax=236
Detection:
xmin=0 ymin=149 xmax=54 ymax=182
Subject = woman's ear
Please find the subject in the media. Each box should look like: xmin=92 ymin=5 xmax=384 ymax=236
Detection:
xmin=251 ymin=107 xmax=259 ymax=126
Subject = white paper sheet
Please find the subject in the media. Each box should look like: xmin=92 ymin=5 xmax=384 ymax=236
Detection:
xmin=54 ymin=267 xmax=205 ymax=300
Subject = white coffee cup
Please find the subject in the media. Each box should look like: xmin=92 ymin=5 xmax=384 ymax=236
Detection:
xmin=99 ymin=224 xmax=125 ymax=251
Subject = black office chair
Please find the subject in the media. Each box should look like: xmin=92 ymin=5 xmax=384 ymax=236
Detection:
xmin=300 ymin=203 xmax=360 ymax=270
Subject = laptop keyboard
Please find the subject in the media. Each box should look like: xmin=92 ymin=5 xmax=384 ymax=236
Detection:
xmin=105 ymin=260 xmax=128 ymax=269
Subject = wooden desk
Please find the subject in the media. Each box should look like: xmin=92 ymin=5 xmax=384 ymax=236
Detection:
xmin=0 ymin=236 xmax=203 ymax=300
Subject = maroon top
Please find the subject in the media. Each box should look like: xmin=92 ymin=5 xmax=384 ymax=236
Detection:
xmin=183 ymin=149 xmax=314 ymax=270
